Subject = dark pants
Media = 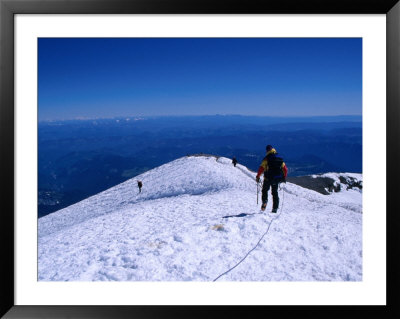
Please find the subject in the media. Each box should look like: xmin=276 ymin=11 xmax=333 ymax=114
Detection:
xmin=262 ymin=179 xmax=279 ymax=209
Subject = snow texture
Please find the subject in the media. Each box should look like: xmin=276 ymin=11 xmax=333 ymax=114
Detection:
xmin=38 ymin=155 xmax=362 ymax=282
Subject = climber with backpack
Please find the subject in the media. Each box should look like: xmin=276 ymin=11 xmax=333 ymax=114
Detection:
xmin=255 ymin=145 xmax=288 ymax=213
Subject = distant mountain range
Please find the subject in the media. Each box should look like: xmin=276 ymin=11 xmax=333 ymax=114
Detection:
xmin=38 ymin=115 xmax=362 ymax=217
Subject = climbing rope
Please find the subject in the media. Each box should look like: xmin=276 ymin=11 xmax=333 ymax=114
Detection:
xmin=279 ymin=182 xmax=285 ymax=214
xmin=213 ymin=183 xmax=285 ymax=282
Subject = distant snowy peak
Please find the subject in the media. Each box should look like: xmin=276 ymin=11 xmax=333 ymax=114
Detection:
xmin=287 ymin=172 xmax=362 ymax=195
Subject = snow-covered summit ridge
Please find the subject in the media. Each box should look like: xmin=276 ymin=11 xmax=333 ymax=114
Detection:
xmin=38 ymin=155 xmax=363 ymax=282
xmin=39 ymin=155 xmax=256 ymax=237
xmin=39 ymin=155 xmax=363 ymax=239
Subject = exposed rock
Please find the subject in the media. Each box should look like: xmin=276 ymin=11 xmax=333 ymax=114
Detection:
xmin=287 ymin=173 xmax=362 ymax=195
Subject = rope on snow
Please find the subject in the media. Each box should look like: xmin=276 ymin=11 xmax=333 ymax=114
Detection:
xmin=213 ymin=183 xmax=285 ymax=282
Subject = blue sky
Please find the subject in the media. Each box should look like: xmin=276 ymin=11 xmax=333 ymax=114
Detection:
xmin=38 ymin=38 xmax=362 ymax=121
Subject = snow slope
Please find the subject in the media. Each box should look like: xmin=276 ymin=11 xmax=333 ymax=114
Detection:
xmin=38 ymin=155 xmax=362 ymax=281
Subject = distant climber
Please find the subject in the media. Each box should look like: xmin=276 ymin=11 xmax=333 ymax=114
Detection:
xmin=256 ymin=145 xmax=288 ymax=213
xmin=137 ymin=180 xmax=143 ymax=193
xmin=232 ymin=157 xmax=238 ymax=167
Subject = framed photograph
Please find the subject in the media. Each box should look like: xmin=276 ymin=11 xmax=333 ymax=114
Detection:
xmin=1 ymin=0 xmax=399 ymax=318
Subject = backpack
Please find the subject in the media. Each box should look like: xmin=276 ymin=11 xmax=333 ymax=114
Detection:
xmin=265 ymin=153 xmax=284 ymax=182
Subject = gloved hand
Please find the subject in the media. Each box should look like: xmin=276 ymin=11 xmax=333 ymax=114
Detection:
xmin=256 ymin=176 xmax=260 ymax=183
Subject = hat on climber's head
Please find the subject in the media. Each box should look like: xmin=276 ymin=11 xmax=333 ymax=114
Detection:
xmin=266 ymin=145 xmax=273 ymax=152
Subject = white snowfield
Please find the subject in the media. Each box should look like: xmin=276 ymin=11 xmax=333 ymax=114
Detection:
xmin=38 ymin=156 xmax=362 ymax=282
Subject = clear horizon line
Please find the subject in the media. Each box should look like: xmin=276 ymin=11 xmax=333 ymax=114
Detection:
xmin=38 ymin=114 xmax=362 ymax=123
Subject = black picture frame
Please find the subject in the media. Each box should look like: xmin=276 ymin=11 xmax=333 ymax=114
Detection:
xmin=1 ymin=0 xmax=399 ymax=318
